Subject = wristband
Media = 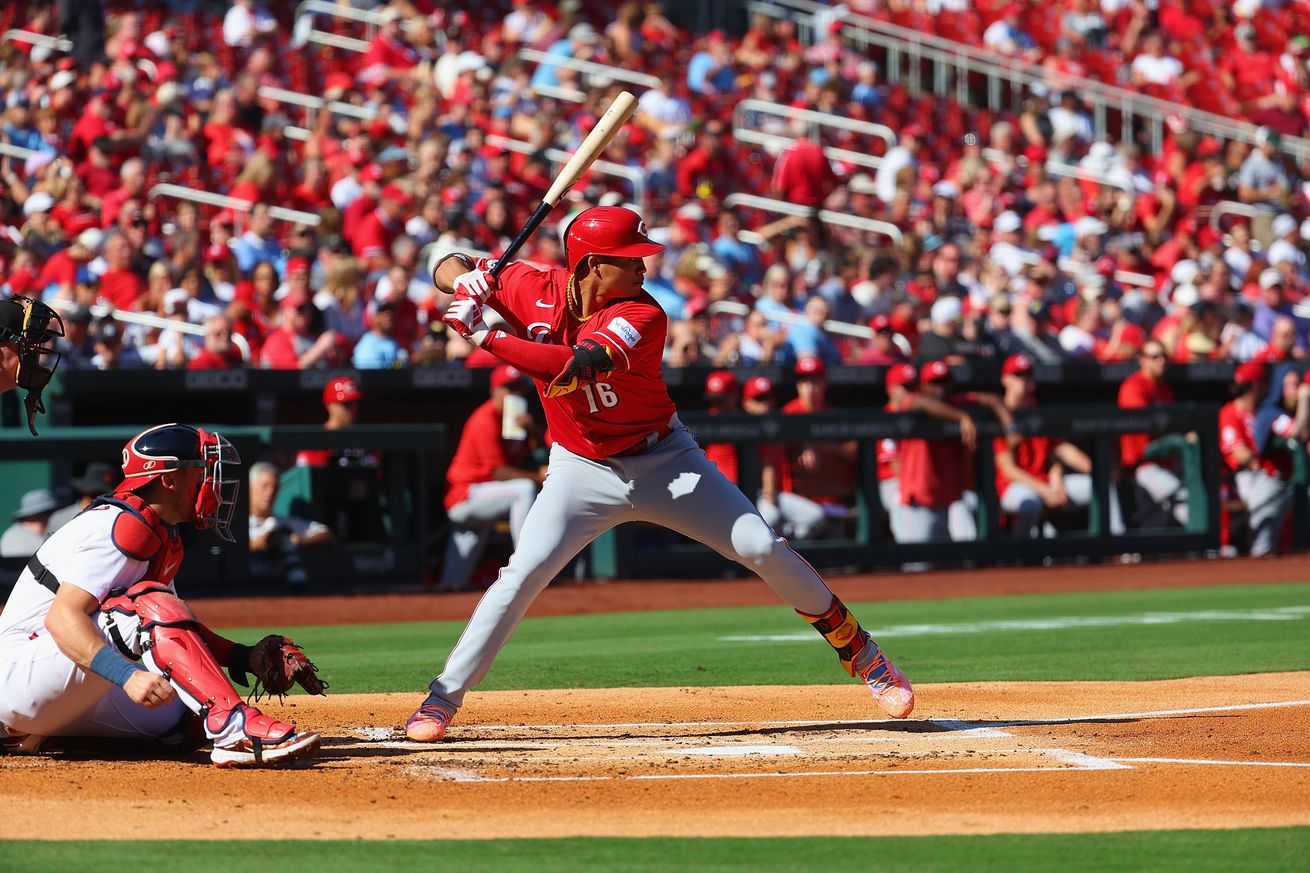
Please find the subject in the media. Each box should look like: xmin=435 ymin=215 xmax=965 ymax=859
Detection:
xmin=90 ymin=646 xmax=144 ymax=688
xmin=435 ymin=252 xmax=475 ymax=274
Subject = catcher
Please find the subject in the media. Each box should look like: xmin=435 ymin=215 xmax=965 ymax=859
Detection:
xmin=0 ymin=423 xmax=327 ymax=767
xmin=0 ymin=295 xmax=63 ymax=436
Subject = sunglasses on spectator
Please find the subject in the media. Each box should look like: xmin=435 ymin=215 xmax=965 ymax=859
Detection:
xmin=1141 ymin=352 xmax=1165 ymax=360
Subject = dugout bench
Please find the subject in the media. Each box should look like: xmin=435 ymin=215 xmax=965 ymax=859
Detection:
xmin=585 ymin=404 xmax=1223 ymax=579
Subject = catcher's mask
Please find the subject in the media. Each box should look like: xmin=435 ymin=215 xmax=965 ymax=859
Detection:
xmin=119 ymin=423 xmax=242 ymax=541
xmin=0 ymin=296 xmax=64 ymax=435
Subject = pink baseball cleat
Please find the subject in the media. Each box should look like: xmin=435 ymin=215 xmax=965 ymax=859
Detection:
xmin=405 ymin=696 xmax=456 ymax=743
xmin=854 ymin=640 xmax=915 ymax=719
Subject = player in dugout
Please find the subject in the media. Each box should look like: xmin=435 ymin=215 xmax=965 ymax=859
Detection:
xmin=405 ymin=206 xmax=914 ymax=743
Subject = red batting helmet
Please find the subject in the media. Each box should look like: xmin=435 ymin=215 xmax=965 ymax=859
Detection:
xmin=564 ymin=206 xmax=665 ymax=273
xmin=885 ymin=362 xmax=918 ymax=391
xmin=119 ymin=423 xmax=242 ymax=542
xmin=323 ymin=376 xmax=362 ymax=407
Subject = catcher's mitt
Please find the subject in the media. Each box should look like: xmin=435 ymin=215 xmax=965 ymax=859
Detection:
xmin=228 ymin=635 xmax=328 ymax=702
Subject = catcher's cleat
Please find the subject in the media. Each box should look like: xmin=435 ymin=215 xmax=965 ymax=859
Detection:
xmin=211 ymin=731 xmax=321 ymax=768
xmin=405 ymin=695 xmax=455 ymax=743
xmin=210 ymin=705 xmax=320 ymax=768
xmin=1 ymin=724 xmax=50 ymax=754
xmin=853 ymin=636 xmax=915 ymax=719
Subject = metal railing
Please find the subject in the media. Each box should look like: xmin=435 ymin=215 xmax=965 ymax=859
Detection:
xmin=723 ymin=192 xmax=903 ymax=245
xmin=1207 ymin=200 xmax=1265 ymax=231
xmin=1 ymin=29 xmax=72 ymax=54
xmin=708 ymin=299 xmax=874 ymax=341
xmin=46 ymin=298 xmax=252 ymax=363
xmin=149 ymin=184 xmax=322 ymax=231
xmin=290 ymin=0 xmax=380 ymax=52
xmin=517 ymin=48 xmax=662 ymax=90
xmin=486 ymin=134 xmax=645 ymax=204
xmin=734 ymin=99 xmax=897 ymax=150
xmin=745 ymin=0 xmax=1310 ymax=164
xmin=0 ymin=142 xmax=39 ymax=162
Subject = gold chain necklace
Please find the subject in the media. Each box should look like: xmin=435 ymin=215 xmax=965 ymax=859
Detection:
xmin=565 ymin=275 xmax=597 ymax=323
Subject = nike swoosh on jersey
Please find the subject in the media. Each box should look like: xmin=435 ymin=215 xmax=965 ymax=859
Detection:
xmin=535 ymin=299 xmax=554 ymax=307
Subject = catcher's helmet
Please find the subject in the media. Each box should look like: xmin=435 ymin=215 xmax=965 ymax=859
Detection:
xmin=564 ymin=206 xmax=665 ymax=273
xmin=119 ymin=423 xmax=242 ymax=542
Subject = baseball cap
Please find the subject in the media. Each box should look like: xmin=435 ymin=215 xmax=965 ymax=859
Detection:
xmin=1273 ymin=214 xmax=1297 ymax=238
xmin=1003 ymin=353 xmax=1033 ymax=376
xmin=13 ymin=489 xmax=58 ymax=520
xmin=869 ymin=314 xmax=892 ymax=333
xmin=285 ymin=256 xmax=311 ymax=276
xmin=1259 ymin=268 xmax=1284 ymax=290
xmin=930 ymin=296 xmax=963 ymax=325
xmin=920 ymin=360 xmax=952 ymax=385
xmin=163 ymin=288 xmax=190 ymax=315
xmin=885 ymin=362 xmax=918 ymax=391
xmin=205 ymin=243 xmax=231 ymax=263
xmin=1234 ymin=361 xmax=1269 ymax=385
xmin=705 ymin=369 xmax=738 ymax=396
xmin=742 ymin=375 xmax=775 ymax=401
xmin=323 ymin=376 xmax=362 ymax=406
xmin=70 ymin=461 xmax=119 ymax=496
xmin=22 ymin=191 xmax=55 ymax=217
xmin=281 ymin=290 xmax=312 ymax=310
xmin=795 ymin=356 xmax=827 ymax=379
xmin=380 ymin=182 xmax=414 ymax=205
xmin=490 ymin=364 xmax=528 ymax=389
xmin=994 ymin=211 xmax=1022 ymax=234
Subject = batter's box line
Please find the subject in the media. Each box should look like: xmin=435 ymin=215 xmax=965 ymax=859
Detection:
xmin=924 ymin=699 xmax=1310 ymax=733
xmin=347 ymin=719 xmax=1013 ymax=741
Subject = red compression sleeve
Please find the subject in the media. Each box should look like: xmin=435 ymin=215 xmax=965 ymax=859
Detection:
xmin=483 ymin=331 xmax=573 ymax=381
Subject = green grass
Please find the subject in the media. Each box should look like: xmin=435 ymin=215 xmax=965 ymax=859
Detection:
xmin=3 ymin=830 xmax=1308 ymax=873
xmin=220 ymin=582 xmax=1310 ymax=693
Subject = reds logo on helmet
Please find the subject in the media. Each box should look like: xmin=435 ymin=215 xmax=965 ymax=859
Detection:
xmin=564 ymin=206 xmax=666 ymax=273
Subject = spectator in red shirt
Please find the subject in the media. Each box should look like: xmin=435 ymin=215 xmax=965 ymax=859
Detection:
xmin=37 ymin=231 xmax=97 ymax=297
xmin=99 ymin=157 xmax=147 ymax=230
xmin=770 ymin=130 xmax=838 ymax=211
xmin=1118 ymin=340 xmax=1188 ymax=527
xmin=188 ymin=315 xmax=244 ymax=370
xmin=259 ymin=292 xmax=338 ymax=370
xmin=50 ymin=175 xmax=101 ymax=238
xmin=1219 ymin=362 xmax=1292 ymax=556
xmin=439 ymin=365 xmax=544 ymax=591
xmin=96 ymin=234 xmax=145 ymax=310
xmin=677 ymin=119 xmax=733 ymax=200
xmin=737 ymin=374 xmax=829 ymax=540
xmin=782 ymin=357 xmax=859 ymax=515
xmin=353 ymin=183 xmax=412 ymax=272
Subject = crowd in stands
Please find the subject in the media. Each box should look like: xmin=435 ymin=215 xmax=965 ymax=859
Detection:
xmin=0 ymin=0 xmax=1308 ymax=378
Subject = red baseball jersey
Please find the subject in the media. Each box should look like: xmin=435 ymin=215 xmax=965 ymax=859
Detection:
xmin=487 ymin=262 xmax=677 ymax=459
xmin=1118 ymin=371 xmax=1174 ymax=468
xmin=876 ymin=400 xmax=898 ymax=482
xmin=1218 ymin=401 xmax=1287 ymax=477
xmin=445 ymin=398 xmax=531 ymax=509
xmin=895 ymin=392 xmax=969 ymax=508
xmin=993 ymin=434 xmax=1061 ymax=496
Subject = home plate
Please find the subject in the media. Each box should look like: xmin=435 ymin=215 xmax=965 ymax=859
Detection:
xmin=668 ymin=745 xmax=805 ymax=757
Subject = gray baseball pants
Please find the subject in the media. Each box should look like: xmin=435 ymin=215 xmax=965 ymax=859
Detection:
xmin=440 ymin=478 xmax=539 ymax=591
xmin=1234 ymin=468 xmax=1291 ymax=557
xmin=757 ymin=492 xmax=828 ymax=540
xmin=428 ymin=425 xmax=836 ymax=709
xmin=1134 ymin=463 xmax=1189 ymax=527
xmin=1000 ymin=473 xmax=1125 ymax=537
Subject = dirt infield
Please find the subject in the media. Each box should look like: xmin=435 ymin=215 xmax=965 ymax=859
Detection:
xmin=3 ymin=673 xmax=1309 ymax=839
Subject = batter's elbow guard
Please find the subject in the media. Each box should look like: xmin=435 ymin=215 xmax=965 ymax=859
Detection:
xmin=546 ymin=339 xmax=615 ymax=398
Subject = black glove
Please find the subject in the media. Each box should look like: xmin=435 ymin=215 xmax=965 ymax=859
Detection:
xmin=546 ymin=339 xmax=615 ymax=398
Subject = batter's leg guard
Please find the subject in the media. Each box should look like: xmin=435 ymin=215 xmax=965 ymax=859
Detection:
xmin=100 ymin=582 xmax=321 ymax=767
xmin=797 ymin=596 xmax=914 ymax=719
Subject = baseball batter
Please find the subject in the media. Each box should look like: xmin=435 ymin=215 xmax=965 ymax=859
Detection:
xmin=0 ymin=424 xmax=322 ymax=767
xmin=406 ymin=206 xmax=913 ymax=741
xmin=0 ymin=295 xmax=62 ymax=435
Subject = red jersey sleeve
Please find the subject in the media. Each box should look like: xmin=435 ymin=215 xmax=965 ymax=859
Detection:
xmin=580 ymin=299 xmax=666 ymax=376
xmin=481 ymin=260 xmax=563 ymax=340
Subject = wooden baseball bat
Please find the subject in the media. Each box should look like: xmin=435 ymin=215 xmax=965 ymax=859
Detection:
xmin=490 ymin=90 xmax=638 ymax=279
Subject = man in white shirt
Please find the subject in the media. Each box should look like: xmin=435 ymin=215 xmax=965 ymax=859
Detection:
xmin=248 ymin=462 xmax=336 ymax=588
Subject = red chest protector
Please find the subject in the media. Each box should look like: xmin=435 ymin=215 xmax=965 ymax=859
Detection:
xmin=88 ymin=490 xmax=185 ymax=586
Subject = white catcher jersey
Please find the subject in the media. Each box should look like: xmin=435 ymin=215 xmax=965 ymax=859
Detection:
xmin=0 ymin=506 xmax=150 ymax=642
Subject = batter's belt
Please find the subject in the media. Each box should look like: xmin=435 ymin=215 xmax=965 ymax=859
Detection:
xmin=612 ymin=423 xmax=676 ymax=458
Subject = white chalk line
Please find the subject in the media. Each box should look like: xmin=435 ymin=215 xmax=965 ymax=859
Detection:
xmin=1109 ymin=757 xmax=1310 ymax=768
xmin=346 ymin=699 xmax=1310 ymax=738
xmin=720 ymin=606 xmax=1310 ymax=643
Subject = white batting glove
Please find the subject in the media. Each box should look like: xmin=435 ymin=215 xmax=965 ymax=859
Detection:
xmin=451 ymin=260 xmax=499 ymax=301
xmin=443 ymin=295 xmax=492 ymax=346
